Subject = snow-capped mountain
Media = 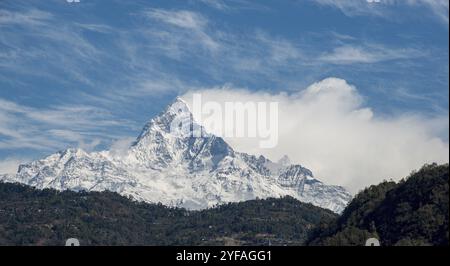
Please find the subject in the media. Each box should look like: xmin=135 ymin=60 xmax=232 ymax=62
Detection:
xmin=0 ymin=98 xmax=352 ymax=213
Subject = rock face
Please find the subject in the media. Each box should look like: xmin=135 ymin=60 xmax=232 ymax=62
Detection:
xmin=0 ymin=98 xmax=352 ymax=213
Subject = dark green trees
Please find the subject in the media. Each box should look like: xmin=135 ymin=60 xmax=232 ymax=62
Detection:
xmin=308 ymin=163 xmax=449 ymax=246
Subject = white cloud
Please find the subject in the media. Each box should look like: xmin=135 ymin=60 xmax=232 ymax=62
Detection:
xmin=319 ymin=44 xmax=423 ymax=64
xmin=48 ymin=129 xmax=102 ymax=152
xmin=109 ymin=137 xmax=136 ymax=156
xmin=183 ymin=77 xmax=449 ymax=193
xmin=0 ymin=157 xmax=30 ymax=175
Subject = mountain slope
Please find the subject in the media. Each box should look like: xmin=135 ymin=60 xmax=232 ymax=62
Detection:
xmin=0 ymin=98 xmax=351 ymax=213
xmin=0 ymin=182 xmax=337 ymax=246
xmin=307 ymin=163 xmax=449 ymax=246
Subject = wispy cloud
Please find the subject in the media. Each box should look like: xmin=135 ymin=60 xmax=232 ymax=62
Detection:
xmin=312 ymin=0 xmax=386 ymax=17
xmin=198 ymin=0 xmax=230 ymax=11
xmin=319 ymin=44 xmax=424 ymax=64
xmin=143 ymin=8 xmax=219 ymax=51
xmin=254 ymin=32 xmax=303 ymax=64
xmin=0 ymin=1 xmax=446 ymax=176
xmin=197 ymin=0 xmax=270 ymax=12
xmin=0 ymin=8 xmax=52 ymax=26
xmin=121 ymin=8 xmax=306 ymax=89
xmin=0 ymin=98 xmax=131 ymax=151
xmin=312 ymin=0 xmax=449 ymax=25
xmin=0 ymin=8 xmax=108 ymax=87
xmin=144 ymin=9 xmax=207 ymax=30
xmin=417 ymin=0 xmax=449 ymax=24
xmin=1 ymin=4 xmax=427 ymax=109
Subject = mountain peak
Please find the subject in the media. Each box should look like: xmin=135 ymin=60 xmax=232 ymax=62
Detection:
xmin=156 ymin=96 xmax=193 ymax=126
xmin=278 ymin=155 xmax=291 ymax=166
xmin=134 ymin=97 xmax=194 ymax=144
xmin=174 ymin=96 xmax=188 ymax=105
xmin=166 ymin=96 xmax=191 ymax=115
xmin=1 ymin=96 xmax=353 ymax=213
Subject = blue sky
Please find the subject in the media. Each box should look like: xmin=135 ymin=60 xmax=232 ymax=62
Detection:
xmin=0 ymin=0 xmax=448 ymax=179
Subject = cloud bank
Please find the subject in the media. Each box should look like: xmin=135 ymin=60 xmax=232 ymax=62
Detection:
xmin=183 ymin=78 xmax=449 ymax=193
xmin=0 ymin=157 xmax=28 ymax=175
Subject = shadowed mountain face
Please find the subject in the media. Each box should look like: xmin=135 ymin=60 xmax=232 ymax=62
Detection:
xmin=0 ymin=98 xmax=351 ymax=213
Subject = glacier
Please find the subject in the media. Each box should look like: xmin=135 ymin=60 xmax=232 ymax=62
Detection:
xmin=0 ymin=97 xmax=352 ymax=213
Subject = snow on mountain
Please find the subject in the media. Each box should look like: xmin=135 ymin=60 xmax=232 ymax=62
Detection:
xmin=0 ymin=98 xmax=352 ymax=213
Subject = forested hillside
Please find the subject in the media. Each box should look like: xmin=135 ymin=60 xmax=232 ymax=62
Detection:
xmin=308 ymin=163 xmax=449 ymax=246
xmin=1 ymin=164 xmax=448 ymax=246
xmin=0 ymin=182 xmax=336 ymax=246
